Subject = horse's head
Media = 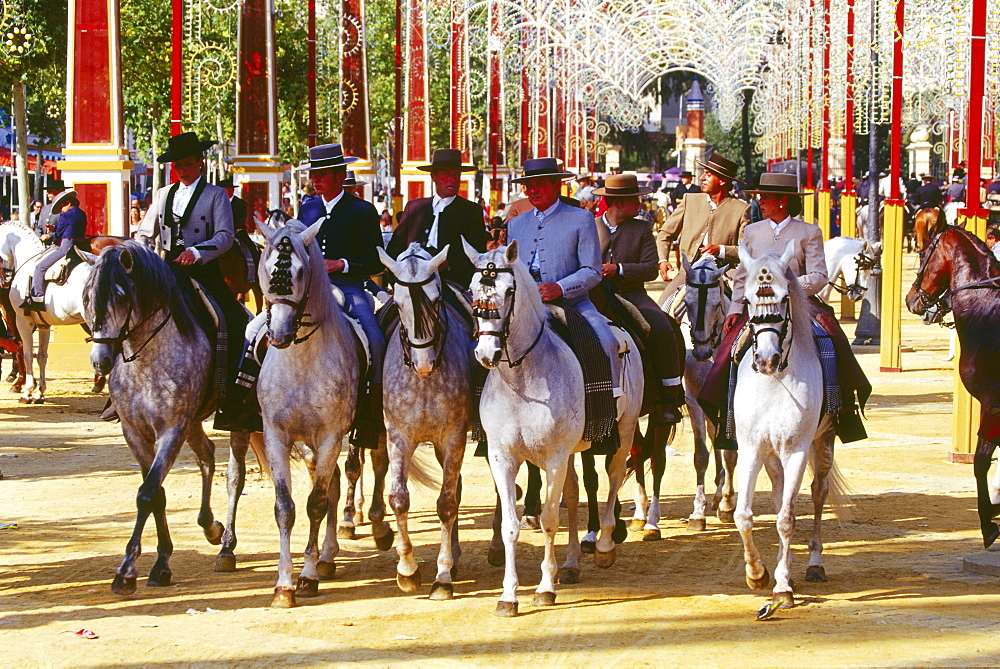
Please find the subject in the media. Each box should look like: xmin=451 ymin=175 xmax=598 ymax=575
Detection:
xmin=906 ymin=229 xmax=953 ymax=321
xmin=682 ymin=253 xmax=727 ymax=361
xmin=739 ymin=241 xmax=796 ymax=375
xmin=379 ymin=242 xmax=448 ymax=377
xmin=257 ymin=215 xmax=324 ymax=348
xmin=464 ymin=238 xmax=527 ymax=369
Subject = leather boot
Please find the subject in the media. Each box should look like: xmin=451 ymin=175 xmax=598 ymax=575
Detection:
xmin=350 ymin=382 xmax=382 ymax=450
xmin=652 ymin=384 xmax=684 ymax=425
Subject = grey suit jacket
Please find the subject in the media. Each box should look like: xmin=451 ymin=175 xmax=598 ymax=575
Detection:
xmin=508 ymin=200 xmax=601 ymax=304
xmin=137 ymin=179 xmax=234 ymax=264
xmin=729 ymin=217 xmax=829 ymax=316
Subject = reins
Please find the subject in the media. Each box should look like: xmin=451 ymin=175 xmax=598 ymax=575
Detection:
xmin=394 ymin=270 xmax=448 ymax=371
xmin=911 ymin=229 xmax=1000 ymax=323
xmin=686 ymin=274 xmax=725 ymax=351
xmin=87 ymin=302 xmax=174 ymax=363
xmin=471 ymin=262 xmax=544 ymax=368
xmin=263 ymin=234 xmax=319 ymax=344
xmin=748 ymin=295 xmax=793 ymax=373
xmin=828 ymin=250 xmax=877 ymax=297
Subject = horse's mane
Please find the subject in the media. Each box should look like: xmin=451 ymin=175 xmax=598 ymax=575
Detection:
xmin=84 ymin=241 xmax=199 ymax=340
xmin=947 ymin=226 xmax=1000 ymax=272
xmin=397 ymin=243 xmax=440 ymax=341
xmin=0 ymin=221 xmax=44 ymax=253
xmin=263 ymin=220 xmax=336 ymax=321
xmin=502 ymin=248 xmax=549 ymax=325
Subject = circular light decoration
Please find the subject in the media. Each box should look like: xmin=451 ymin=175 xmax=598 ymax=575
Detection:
xmin=462 ymin=113 xmax=483 ymax=139
xmin=192 ymin=44 xmax=235 ymax=90
xmin=468 ymin=70 xmax=487 ymax=101
xmin=341 ymin=79 xmax=359 ymax=115
xmin=1 ymin=18 xmax=34 ymax=58
xmin=342 ymin=14 xmax=363 ymax=57
xmin=203 ymin=0 xmax=242 ymax=10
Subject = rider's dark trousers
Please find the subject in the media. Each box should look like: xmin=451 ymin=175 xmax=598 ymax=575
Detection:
xmin=620 ymin=289 xmax=685 ymax=382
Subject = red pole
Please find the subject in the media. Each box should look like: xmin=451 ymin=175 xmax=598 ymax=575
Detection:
xmin=806 ymin=0 xmax=814 ymax=189
xmin=845 ymin=0 xmax=855 ymax=192
xmin=889 ymin=0 xmax=903 ymax=201
xmin=393 ymin=0 xmax=403 ymax=201
xmin=821 ymin=0 xmax=831 ymax=188
xmin=966 ymin=0 xmax=986 ymax=212
xmin=307 ymin=0 xmax=316 ymax=146
xmin=171 ymin=0 xmax=183 ymax=136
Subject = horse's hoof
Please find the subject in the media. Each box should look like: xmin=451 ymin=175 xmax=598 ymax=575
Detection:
xmin=295 ymin=577 xmax=319 ymax=598
xmin=557 ymin=567 xmax=580 ymax=584
xmin=642 ymin=528 xmax=662 ymax=541
xmin=396 ymin=569 xmax=422 ymax=593
xmin=337 ymin=525 xmax=356 ymax=540
xmin=773 ymin=591 xmax=795 ymax=608
xmin=215 ymin=554 xmax=237 ymax=573
xmin=494 ymin=600 xmax=518 ymax=617
xmin=450 ymin=565 xmax=459 ymax=580
xmin=717 ymin=509 xmax=735 ymax=524
xmin=688 ymin=517 xmax=707 ymax=531
xmin=373 ymin=526 xmax=395 ymax=551
xmin=429 ymin=581 xmax=454 ymax=601
xmin=531 ymin=591 xmax=556 ymax=607
xmin=520 ymin=515 xmax=540 ymax=531
xmin=111 ymin=574 xmax=137 ymax=596
xmin=580 ymin=540 xmax=596 ymax=554
xmin=146 ymin=567 xmax=172 ymax=587
xmin=746 ymin=566 xmax=771 ymax=591
xmin=984 ymin=522 xmax=1000 ymax=549
xmin=32 ymin=397 xmax=44 ymax=404
xmin=316 ymin=561 xmax=336 ymax=580
xmin=594 ymin=547 xmax=617 ymax=568
xmin=18 ymin=396 xmax=29 ymax=404
xmin=629 ymin=519 xmax=646 ymax=532
xmin=612 ymin=518 xmax=628 ymax=544
xmin=487 ymin=548 xmax=505 ymax=567
xmin=204 ymin=520 xmax=224 ymax=545
xmin=271 ymin=587 xmax=296 ymax=608
xmin=805 ymin=565 xmax=828 ymax=582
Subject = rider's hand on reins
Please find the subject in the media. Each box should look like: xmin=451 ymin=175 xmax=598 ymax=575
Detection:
xmin=173 ymin=249 xmax=197 ymax=266
xmin=538 ymin=282 xmax=563 ymax=302
xmin=723 ymin=313 xmax=741 ymax=335
xmin=601 ymin=263 xmax=618 ymax=278
xmin=658 ymin=260 xmax=672 ymax=280
xmin=324 ymin=258 xmax=345 ymax=274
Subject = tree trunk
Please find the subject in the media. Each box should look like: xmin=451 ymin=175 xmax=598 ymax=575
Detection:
xmin=34 ymin=141 xmax=44 ymax=204
xmin=150 ymin=120 xmax=161 ymax=196
xmin=12 ymin=82 xmax=30 ymax=224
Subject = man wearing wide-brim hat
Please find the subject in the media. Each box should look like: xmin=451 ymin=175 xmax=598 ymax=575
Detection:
xmin=655 ymin=153 xmax=752 ymax=302
xmin=135 ymin=131 xmax=253 ymax=430
xmin=669 ymin=170 xmax=700 ymax=208
xmin=34 ymin=175 xmax=68 ymax=243
xmin=592 ymin=173 xmax=686 ymax=424
xmin=299 ymin=142 xmax=385 ymax=448
xmin=386 ymin=148 xmax=488 ymax=286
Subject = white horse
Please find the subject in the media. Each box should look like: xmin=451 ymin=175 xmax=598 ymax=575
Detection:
xmin=733 ymin=242 xmax=843 ymax=609
xmin=255 ymin=216 xmax=361 ymax=608
xmin=465 ymin=240 xmax=643 ymax=616
xmin=0 ymin=222 xmax=93 ymax=402
xmin=817 ymin=236 xmax=880 ymax=304
xmin=378 ymin=243 xmax=469 ymax=600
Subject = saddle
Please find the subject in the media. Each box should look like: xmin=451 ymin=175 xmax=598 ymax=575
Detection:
xmin=183 ymin=277 xmax=227 ymax=398
xmin=42 ymin=245 xmax=85 ymax=286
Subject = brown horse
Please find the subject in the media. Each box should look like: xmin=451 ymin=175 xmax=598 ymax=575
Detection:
xmin=913 ymin=207 xmax=947 ymax=253
xmin=906 ymin=227 xmax=1000 ymax=547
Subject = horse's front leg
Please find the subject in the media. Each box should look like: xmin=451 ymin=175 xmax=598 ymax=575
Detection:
xmin=296 ymin=437 xmax=342 ymax=600
xmin=645 ymin=424 xmax=669 ymax=539
xmin=690 ymin=402 xmax=712 ymax=531
xmin=974 ymin=438 xmax=1000 ymax=548
xmin=558 ymin=452 xmax=581 ymax=584
xmin=338 ymin=443 xmax=363 ymax=539
xmin=185 ymin=427 xmax=225 ymax=546
xmin=596 ymin=436 xmax=631 ymax=564
xmin=488 ymin=453 xmax=522 ymax=617
xmin=14 ymin=318 xmax=35 ymax=401
xmin=31 ymin=325 xmax=50 ymax=403
xmin=265 ymin=435 xmax=296 ymax=608
xmin=807 ymin=429 xmax=836 ymax=583
xmin=580 ymin=451 xmax=600 ymax=552
xmin=630 ymin=447 xmax=650 ymax=531
xmin=716 ymin=447 xmax=738 ymax=523
xmin=215 ymin=429 xmax=252 ymax=572
xmin=534 ymin=454 xmax=570 ymax=607
xmin=387 ymin=429 xmax=421 ymax=593
xmin=773 ymin=449 xmax=809 ymax=606
xmin=734 ymin=446 xmax=768 ymax=591
xmin=430 ymin=432 xmax=466 ymax=600
xmin=369 ymin=429 xmax=394 ymax=551
xmin=316 ymin=459 xmax=341 ymax=580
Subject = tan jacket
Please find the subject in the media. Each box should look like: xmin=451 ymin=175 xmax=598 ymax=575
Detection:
xmin=656 ymin=193 xmax=751 ymax=267
xmin=728 ymin=216 xmax=828 ymax=316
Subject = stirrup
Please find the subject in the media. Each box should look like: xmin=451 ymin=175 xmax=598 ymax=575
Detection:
xmin=21 ymin=296 xmax=46 ymax=312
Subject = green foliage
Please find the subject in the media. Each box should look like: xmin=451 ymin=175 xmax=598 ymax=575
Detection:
xmin=120 ymin=0 xmax=171 ymax=161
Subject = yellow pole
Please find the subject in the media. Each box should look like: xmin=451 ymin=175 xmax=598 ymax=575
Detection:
xmin=802 ymin=188 xmax=816 ymax=223
xmin=817 ymin=189 xmax=831 ymax=240
xmin=879 ymin=200 xmax=904 ymax=372
xmin=838 ymin=193 xmax=858 ymax=320
xmin=950 ymin=209 xmax=989 ymax=459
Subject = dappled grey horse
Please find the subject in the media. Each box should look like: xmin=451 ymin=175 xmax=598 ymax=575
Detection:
xmin=379 ymin=242 xmax=470 ymax=600
xmin=83 ymin=242 xmax=253 ymax=594
xmin=255 ymin=216 xmax=362 ymax=608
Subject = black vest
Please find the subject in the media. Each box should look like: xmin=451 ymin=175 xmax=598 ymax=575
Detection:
xmin=163 ymin=179 xmax=208 ymax=260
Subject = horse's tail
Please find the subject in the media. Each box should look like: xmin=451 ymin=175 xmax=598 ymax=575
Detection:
xmin=247 ymin=432 xmax=272 ymax=480
xmin=406 ymin=446 xmax=441 ymax=490
xmin=809 ymin=439 xmax=853 ymax=523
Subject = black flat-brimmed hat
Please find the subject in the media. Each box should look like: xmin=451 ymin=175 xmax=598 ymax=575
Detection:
xmin=301 ymin=143 xmax=359 ymax=171
xmin=592 ymin=174 xmax=653 ymax=197
xmin=157 ymin=132 xmax=217 ymax=163
xmin=745 ymin=172 xmax=806 ymax=196
xmin=43 ymin=176 xmax=66 ymax=192
xmin=343 ymin=170 xmax=368 ymax=187
xmin=416 ymin=148 xmax=477 ymax=172
xmin=695 ymin=153 xmax=742 ymax=183
xmin=217 ymin=176 xmax=236 ymax=189
xmin=679 ymin=170 xmax=694 ymax=178
xmin=511 ymin=157 xmax=576 ymax=183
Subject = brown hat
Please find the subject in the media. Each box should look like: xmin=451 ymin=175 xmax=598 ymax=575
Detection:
xmin=416 ymin=148 xmax=477 ymax=172
xmin=511 ymin=157 xmax=576 ymax=183
xmin=695 ymin=153 xmax=742 ymax=183
xmin=592 ymin=174 xmax=653 ymax=197
xmin=745 ymin=172 xmax=806 ymax=196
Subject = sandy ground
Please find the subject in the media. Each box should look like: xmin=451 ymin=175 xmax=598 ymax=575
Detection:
xmin=2 ymin=263 xmax=1000 ymax=667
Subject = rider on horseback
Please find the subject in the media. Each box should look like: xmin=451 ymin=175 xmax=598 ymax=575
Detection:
xmin=25 ymin=190 xmax=87 ymax=310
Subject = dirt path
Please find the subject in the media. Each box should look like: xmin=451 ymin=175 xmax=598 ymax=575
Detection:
xmin=2 ymin=273 xmax=999 ymax=667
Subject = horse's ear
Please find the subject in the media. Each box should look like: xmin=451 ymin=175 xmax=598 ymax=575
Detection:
xmin=377 ymin=246 xmax=399 ymax=275
xmin=257 ymin=215 xmax=278 ymax=242
xmin=871 ymin=241 xmax=883 ymax=256
xmin=779 ymin=240 xmax=795 ymax=268
xmin=681 ymin=253 xmax=693 ymax=275
xmin=120 ymin=247 xmax=133 ymax=274
xmin=301 ymin=219 xmax=323 ymax=246
xmin=81 ymin=250 xmax=98 ymax=266
xmin=505 ymin=239 xmax=519 ymax=263
xmin=429 ymin=244 xmax=450 ymax=272
xmin=737 ymin=241 xmax=752 ymax=267
xmin=461 ymin=236 xmax=480 ymax=264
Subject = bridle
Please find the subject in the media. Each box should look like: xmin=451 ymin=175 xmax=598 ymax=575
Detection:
xmin=828 ymin=250 xmax=878 ymax=299
xmin=394 ymin=257 xmax=448 ymax=371
xmin=471 ymin=262 xmax=543 ymax=368
xmin=911 ymin=229 xmax=1000 ymax=325
xmin=86 ymin=301 xmax=172 ymax=364
xmin=748 ymin=292 xmax=793 ymax=373
xmin=686 ymin=272 xmax=725 ymax=354
xmin=264 ymin=235 xmax=319 ymax=344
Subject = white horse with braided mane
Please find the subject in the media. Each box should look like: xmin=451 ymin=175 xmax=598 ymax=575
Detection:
xmin=733 ymin=241 xmax=844 ymax=613
xmin=464 ymin=240 xmax=643 ymax=617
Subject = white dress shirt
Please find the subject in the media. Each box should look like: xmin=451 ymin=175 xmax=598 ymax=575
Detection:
xmin=322 ymin=189 xmax=349 ymax=272
xmin=429 ymin=194 xmax=455 ymax=249
xmin=769 ymin=215 xmax=792 ymax=236
xmin=172 ymin=176 xmax=201 ymax=218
